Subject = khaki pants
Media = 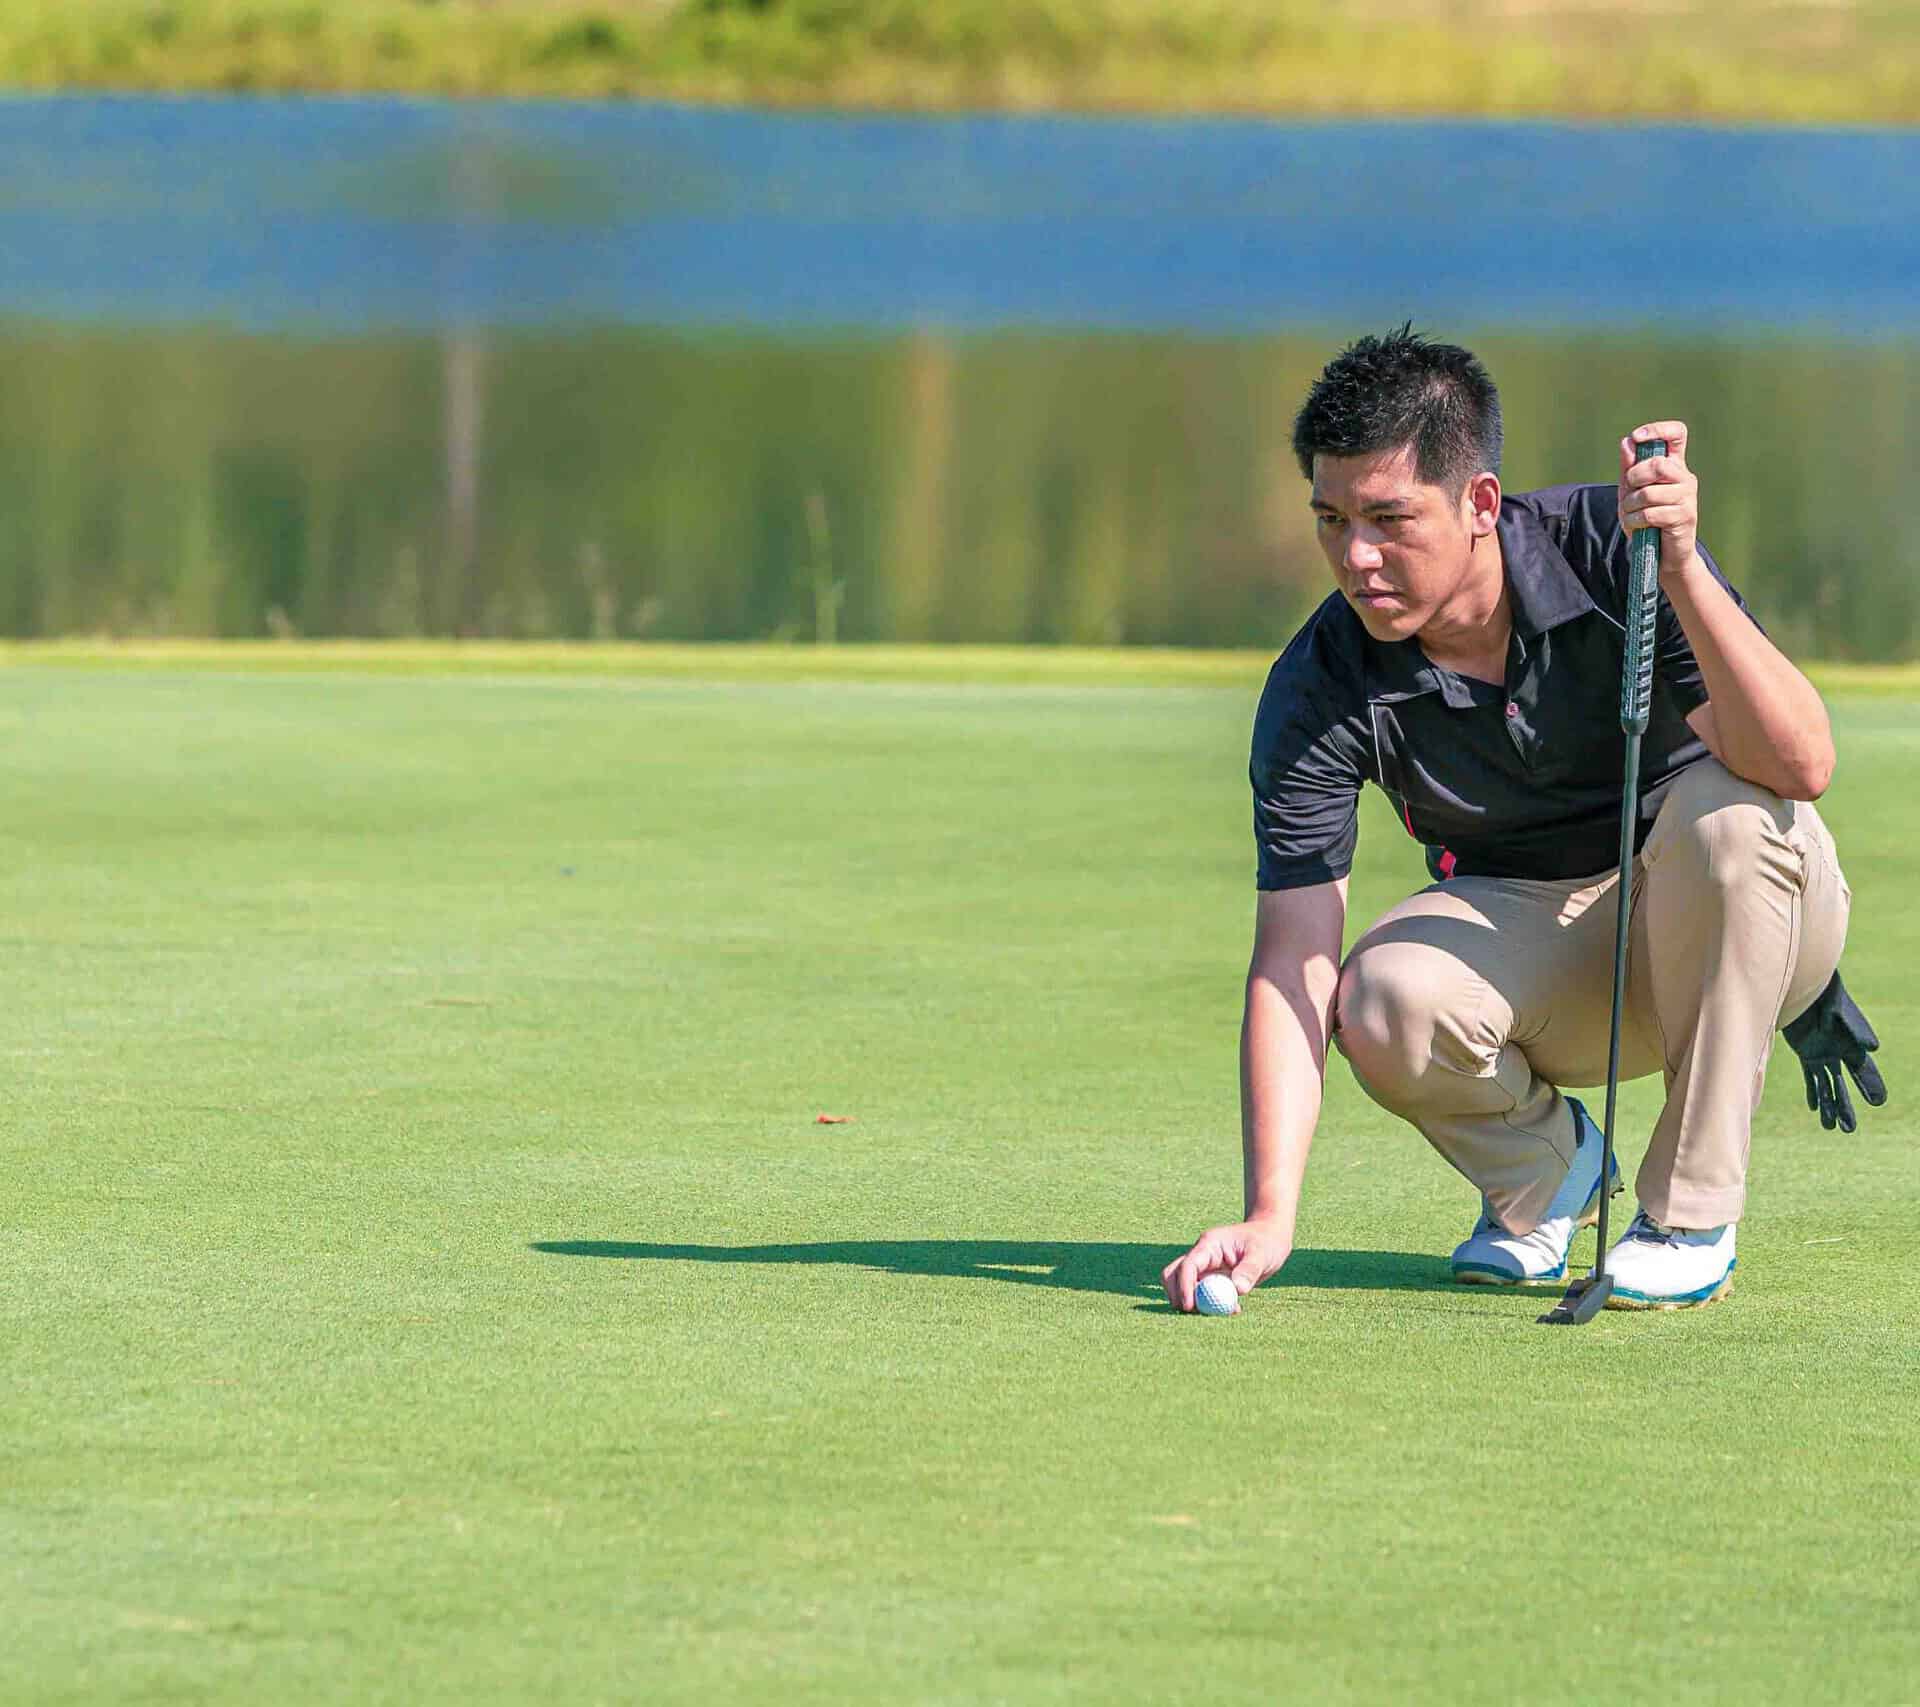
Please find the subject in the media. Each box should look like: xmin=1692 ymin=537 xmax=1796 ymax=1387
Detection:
xmin=1333 ymin=758 xmax=1851 ymax=1232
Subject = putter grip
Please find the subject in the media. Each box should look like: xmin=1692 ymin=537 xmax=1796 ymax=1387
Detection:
xmin=1621 ymin=437 xmax=1666 ymax=733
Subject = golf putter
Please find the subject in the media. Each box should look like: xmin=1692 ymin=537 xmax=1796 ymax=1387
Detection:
xmin=1539 ymin=436 xmax=1664 ymax=1326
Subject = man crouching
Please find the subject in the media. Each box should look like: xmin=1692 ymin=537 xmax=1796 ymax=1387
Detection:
xmin=1163 ymin=326 xmax=1884 ymax=1314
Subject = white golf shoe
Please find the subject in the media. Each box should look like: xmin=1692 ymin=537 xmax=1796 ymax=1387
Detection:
xmin=1450 ymin=1098 xmax=1621 ymax=1286
xmin=1602 ymin=1211 xmax=1736 ymax=1310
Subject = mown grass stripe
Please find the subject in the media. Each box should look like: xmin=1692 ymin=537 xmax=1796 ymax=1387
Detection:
xmin=2 ymin=639 xmax=1916 ymax=696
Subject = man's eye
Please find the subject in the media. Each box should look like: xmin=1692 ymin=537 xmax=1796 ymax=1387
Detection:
xmin=1315 ymin=513 xmax=1345 ymax=529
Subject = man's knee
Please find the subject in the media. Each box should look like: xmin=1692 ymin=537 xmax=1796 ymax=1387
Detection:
xmin=1336 ymin=945 xmax=1487 ymax=1100
xmin=1335 ymin=953 xmax=1418 ymax=1089
xmin=1646 ymin=759 xmax=1794 ymax=892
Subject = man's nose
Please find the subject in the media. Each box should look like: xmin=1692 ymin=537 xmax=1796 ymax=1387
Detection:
xmin=1344 ymin=533 xmax=1384 ymax=574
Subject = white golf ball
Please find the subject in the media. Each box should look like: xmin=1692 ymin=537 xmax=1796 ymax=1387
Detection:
xmin=1194 ymin=1273 xmax=1241 ymax=1316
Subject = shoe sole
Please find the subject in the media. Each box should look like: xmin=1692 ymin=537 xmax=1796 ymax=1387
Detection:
xmin=1603 ymin=1265 xmax=1736 ymax=1312
xmin=1451 ymin=1264 xmax=1563 ymax=1288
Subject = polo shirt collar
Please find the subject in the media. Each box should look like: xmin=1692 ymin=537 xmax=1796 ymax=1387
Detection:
xmin=1500 ymin=497 xmax=1596 ymax=638
xmin=1363 ymin=636 xmax=1475 ymax=708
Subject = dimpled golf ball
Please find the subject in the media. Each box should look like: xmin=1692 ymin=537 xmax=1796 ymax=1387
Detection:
xmin=1195 ymin=1273 xmax=1240 ymax=1316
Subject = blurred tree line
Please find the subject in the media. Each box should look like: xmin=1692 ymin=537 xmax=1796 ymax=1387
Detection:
xmin=0 ymin=321 xmax=1911 ymax=658
xmin=6 ymin=1 xmax=1916 ymax=125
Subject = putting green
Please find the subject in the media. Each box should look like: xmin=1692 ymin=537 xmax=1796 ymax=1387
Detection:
xmin=3 ymin=659 xmax=1913 ymax=1704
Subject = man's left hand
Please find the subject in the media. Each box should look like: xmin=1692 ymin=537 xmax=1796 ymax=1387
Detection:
xmin=1784 ymin=970 xmax=1888 ymax=1133
xmin=1618 ymin=420 xmax=1700 ymax=572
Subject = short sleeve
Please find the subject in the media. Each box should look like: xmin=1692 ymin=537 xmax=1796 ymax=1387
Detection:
xmin=1569 ymin=484 xmax=1763 ymax=722
xmin=1249 ymin=613 xmax=1371 ymax=891
xmin=1654 ymin=539 xmax=1762 ymax=719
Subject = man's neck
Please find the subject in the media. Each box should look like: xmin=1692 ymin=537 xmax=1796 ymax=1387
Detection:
xmin=1417 ymin=527 xmax=1511 ymax=684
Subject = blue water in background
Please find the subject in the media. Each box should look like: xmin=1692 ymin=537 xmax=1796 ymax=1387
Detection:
xmin=0 ymin=96 xmax=1912 ymax=334
xmin=2 ymin=95 xmax=1914 ymax=649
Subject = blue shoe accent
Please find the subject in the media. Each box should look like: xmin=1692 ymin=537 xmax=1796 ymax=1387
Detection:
xmin=1611 ymin=1260 xmax=1737 ymax=1306
xmin=1448 ymin=1099 xmax=1619 ymax=1287
xmin=1602 ymin=1212 xmax=1737 ymax=1310
xmin=1561 ymin=1097 xmax=1623 ymax=1226
xmin=1453 ymin=1256 xmax=1566 ymax=1285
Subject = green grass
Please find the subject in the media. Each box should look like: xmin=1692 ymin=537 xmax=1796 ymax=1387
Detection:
xmin=3 ymin=654 xmax=1915 ymax=1703
xmin=3 ymin=0 xmax=1918 ymax=123
xmin=6 ymin=638 xmax=1920 ymax=695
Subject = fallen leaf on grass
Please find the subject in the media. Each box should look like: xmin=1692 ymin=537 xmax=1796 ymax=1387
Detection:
xmin=815 ymin=1113 xmax=854 ymax=1124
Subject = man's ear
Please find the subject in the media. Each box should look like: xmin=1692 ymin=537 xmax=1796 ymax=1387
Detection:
xmin=1464 ymin=471 xmax=1502 ymax=539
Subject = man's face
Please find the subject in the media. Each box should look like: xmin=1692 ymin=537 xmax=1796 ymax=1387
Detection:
xmin=1308 ymin=445 xmax=1481 ymax=643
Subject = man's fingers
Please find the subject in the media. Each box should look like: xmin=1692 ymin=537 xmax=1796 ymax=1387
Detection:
xmin=1802 ymin=1066 xmax=1821 ymax=1115
xmin=1622 ymin=502 xmax=1694 ymax=535
xmin=1618 ymin=470 xmax=1696 ymax=538
xmin=1165 ymin=1232 xmax=1227 ymax=1311
xmin=1631 ymin=420 xmax=1689 ymax=459
xmin=1621 ymin=484 xmax=1693 ymax=515
xmin=1164 ymin=1224 xmax=1290 ymax=1309
xmin=1818 ymin=1066 xmax=1843 ymax=1131
xmin=1161 ymin=1255 xmax=1192 ymax=1311
xmin=1851 ymin=1055 xmax=1889 ymax=1107
xmin=1159 ymin=1244 xmax=1190 ymax=1313
xmin=1159 ymin=1252 xmax=1186 ymax=1309
xmin=1623 ymin=456 xmax=1688 ymax=490
xmin=1834 ymin=1072 xmax=1858 ymax=1134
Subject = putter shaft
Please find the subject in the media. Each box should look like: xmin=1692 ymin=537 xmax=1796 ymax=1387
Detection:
xmin=1540 ymin=438 xmax=1665 ymax=1327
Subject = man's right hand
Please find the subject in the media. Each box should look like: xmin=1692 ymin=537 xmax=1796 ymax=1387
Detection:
xmin=1161 ymin=1218 xmax=1294 ymax=1312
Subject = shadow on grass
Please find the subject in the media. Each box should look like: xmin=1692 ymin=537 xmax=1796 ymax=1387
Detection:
xmin=529 ymin=1238 xmax=1453 ymax=1301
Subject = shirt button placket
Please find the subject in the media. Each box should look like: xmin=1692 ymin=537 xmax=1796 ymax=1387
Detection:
xmin=1505 ymin=697 xmax=1528 ymax=759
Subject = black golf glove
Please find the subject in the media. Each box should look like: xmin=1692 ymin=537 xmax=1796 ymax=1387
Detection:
xmin=1783 ymin=970 xmax=1887 ymax=1133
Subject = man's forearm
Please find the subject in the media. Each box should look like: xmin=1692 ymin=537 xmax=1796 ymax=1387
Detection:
xmin=1666 ymin=554 xmax=1835 ymax=799
xmin=1240 ymin=965 xmax=1339 ymax=1231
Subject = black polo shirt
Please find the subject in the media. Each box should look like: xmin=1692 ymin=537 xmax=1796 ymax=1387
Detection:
xmin=1251 ymin=482 xmax=1758 ymax=890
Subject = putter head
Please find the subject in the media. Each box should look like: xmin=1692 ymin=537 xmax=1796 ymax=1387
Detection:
xmin=1537 ymin=1270 xmax=1613 ymax=1326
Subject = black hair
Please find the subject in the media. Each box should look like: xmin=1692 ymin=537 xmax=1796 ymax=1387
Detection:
xmin=1290 ymin=324 xmax=1502 ymax=493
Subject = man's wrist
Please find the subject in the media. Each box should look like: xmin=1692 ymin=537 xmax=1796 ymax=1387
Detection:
xmin=1660 ymin=547 xmax=1715 ymax=602
xmin=1242 ymin=1199 xmax=1295 ymax=1233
